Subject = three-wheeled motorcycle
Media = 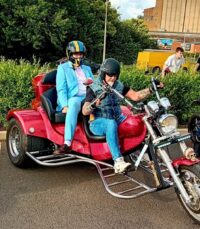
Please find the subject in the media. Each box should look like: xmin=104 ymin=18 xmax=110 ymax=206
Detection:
xmin=6 ymin=70 xmax=200 ymax=223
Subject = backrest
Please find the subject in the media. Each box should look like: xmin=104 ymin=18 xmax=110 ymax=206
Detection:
xmin=41 ymin=87 xmax=57 ymax=122
xmin=40 ymin=70 xmax=57 ymax=122
xmin=42 ymin=69 xmax=57 ymax=85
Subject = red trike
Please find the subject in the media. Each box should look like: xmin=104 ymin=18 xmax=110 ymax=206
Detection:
xmin=6 ymin=70 xmax=200 ymax=223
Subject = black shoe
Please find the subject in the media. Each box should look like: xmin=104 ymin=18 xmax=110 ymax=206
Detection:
xmin=53 ymin=144 xmax=71 ymax=155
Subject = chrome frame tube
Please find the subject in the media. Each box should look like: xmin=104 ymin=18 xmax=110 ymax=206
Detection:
xmin=142 ymin=113 xmax=192 ymax=204
xmin=157 ymin=148 xmax=191 ymax=204
xmin=134 ymin=144 xmax=149 ymax=169
xmin=26 ymin=151 xmax=157 ymax=199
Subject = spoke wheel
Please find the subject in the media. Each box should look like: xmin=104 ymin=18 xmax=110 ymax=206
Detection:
xmin=176 ymin=165 xmax=200 ymax=224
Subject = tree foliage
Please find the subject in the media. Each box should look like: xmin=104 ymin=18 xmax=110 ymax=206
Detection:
xmin=0 ymin=0 xmax=156 ymax=64
xmin=107 ymin=19 xmax=157 ymax=64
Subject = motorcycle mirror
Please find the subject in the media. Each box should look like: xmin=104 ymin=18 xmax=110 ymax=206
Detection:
xmin=83 ymin=78 xmax=94 ymax=86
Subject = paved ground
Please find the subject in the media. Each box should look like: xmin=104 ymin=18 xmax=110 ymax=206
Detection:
xmin=0 ymin=141 xmax=199 ymax=229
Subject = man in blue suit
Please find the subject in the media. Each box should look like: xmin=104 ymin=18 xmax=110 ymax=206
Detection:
xmin=54 ymin=40 xmax=94 ymax=154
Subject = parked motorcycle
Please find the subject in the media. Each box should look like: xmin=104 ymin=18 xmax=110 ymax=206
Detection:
xmin=188 ymin=99 xmax=200 ymax=157
xmin=6 ymin=70 xmax=200 ymax=223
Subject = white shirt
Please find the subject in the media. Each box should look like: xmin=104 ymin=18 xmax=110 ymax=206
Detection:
xmin=75 ymin=67 xmax=87 ymax=96
xmin=164 ymin=54 xmax=185 ymax=73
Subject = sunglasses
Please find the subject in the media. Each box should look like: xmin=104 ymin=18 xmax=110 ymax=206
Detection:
xmin=106 ymin=73 xmax=117 ymax=77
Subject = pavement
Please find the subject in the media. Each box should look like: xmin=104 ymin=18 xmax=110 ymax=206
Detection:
xmin=0 ymin=140 xmax=199 ymax=229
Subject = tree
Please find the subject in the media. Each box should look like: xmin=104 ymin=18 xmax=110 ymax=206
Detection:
xmin=0 ymin=0 xmax=155 ymax=64
xmin=106 ymin=19 xmax=157 ymax=64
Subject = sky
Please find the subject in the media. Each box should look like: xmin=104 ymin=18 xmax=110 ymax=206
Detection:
xmin=109 ymin=0 xmax=156 ymax=20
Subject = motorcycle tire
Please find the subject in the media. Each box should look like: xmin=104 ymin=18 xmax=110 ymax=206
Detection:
xmin=194 ymin=142 xmax=200 ymax=158
xmin=188 ymin=114 xmax=200 ymax=142
xmin=6 ymin=118 xmax=47 ymax=168
xmin=176 ymin=164 xmax=200 ymax=224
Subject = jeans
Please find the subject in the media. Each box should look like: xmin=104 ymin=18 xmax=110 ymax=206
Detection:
xmin=89 ymin=115 xmax=126 ymax=161
xmin=64 ymin=95 xmax=85 ymax=142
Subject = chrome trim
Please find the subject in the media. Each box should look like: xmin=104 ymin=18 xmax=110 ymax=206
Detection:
xmin=142 ymin=115 xmax=192 ymax=205
xmin=134 ymin=144 xmax=148 ymax=169
xmin=26 ymin=151 xmax=156 ymax=199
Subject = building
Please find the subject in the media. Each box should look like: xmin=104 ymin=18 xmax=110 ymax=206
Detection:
xmin=144 ymin=0 xmax=200 ymax=42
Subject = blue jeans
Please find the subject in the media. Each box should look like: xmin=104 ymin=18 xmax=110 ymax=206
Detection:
xmin=64 ymin=95 xmax=85 ymax=142
xmin=89 ymin=115 xmax=126 ymax=161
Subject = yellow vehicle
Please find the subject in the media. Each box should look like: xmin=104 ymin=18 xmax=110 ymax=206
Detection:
xmin=136 ymin=49 xmax=174 ymax=73
xmin=136 ymin=49 xmax=195 ymax=73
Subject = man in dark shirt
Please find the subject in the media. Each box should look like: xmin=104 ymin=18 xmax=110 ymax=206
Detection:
xmin=82 ymin=58 xmax=163 ymax=174
xmin=195 ymin=57 xmax=200 ymax=72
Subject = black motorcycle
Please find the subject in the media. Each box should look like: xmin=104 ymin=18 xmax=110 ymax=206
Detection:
xmin=188 ymin=99 xmax=200 ymax=157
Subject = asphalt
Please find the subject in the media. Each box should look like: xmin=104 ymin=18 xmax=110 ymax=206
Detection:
xmin=1 ymin=141 xmax=199 ymax=229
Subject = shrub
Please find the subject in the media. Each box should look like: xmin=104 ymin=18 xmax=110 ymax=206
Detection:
xmin=0 ymin=57 xmax=49 ymax=128
xmin=0 ymin=60 xmax=199 ymax=128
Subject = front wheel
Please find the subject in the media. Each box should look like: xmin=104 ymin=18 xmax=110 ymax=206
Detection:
xmin=176 ymin=164 xmax=200 ymax=224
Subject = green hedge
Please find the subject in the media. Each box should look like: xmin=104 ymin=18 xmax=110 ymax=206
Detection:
xmin=120 ymin=67 xmax=200 ymax=125
xmin=0 ymin=59 xmax=200 ymax=128
xmin=0 ymin=57 xmax=49 ymax=128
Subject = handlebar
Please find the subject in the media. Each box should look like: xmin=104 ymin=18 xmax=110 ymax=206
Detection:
xmin=109 ymin=87 xmax=143 ymax=111
xmin=88 ymin=83 xmax=143 ymax=112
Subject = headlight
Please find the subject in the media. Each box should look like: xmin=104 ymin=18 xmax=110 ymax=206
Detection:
xmin=158 ymin=114 xmax=178 ymax=135
xmin=147 ymin=100 xmax=159 ymax=113
xmin=160 ymin=97 xmax=171 ymax=110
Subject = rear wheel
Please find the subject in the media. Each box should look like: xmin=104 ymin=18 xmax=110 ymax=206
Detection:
xmin=6 ymin=118 xmax=48 ymax=168
xmin=176 ymin=164 xmax=200 ymax=224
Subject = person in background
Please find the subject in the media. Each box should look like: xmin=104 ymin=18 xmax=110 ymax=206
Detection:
xmin=82 ymin=58 xmax=163 ymax=174
xmin=54 ymin=40 xmax=94 ymax=155
xmin=162 ymin=47 xmax=185 ymax=77
xmin=195 ymin=56 xmax=200 ymax=72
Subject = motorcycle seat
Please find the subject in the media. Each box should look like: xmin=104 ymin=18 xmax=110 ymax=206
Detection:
xmin=40 ymin=70 xmax=106 ymax=141
xmin=82 ymin=115 xmax=106 ymax=141
xmin=40 ymin=70 xmax=65 ymax=123
xmin=41 ymin=87 xmax=106 ymax=140
xmin=41 ymin=87 xmax=66 ymax=123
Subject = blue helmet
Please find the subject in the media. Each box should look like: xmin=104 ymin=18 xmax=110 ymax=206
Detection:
xmin=67 ymin=40 xmax=86 ymax=67
xmin=67 ymin=40 xmax=86 ymax=56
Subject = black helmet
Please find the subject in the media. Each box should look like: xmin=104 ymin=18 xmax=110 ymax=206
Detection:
xmin=100 ymin=58 xmax=120 ymax=80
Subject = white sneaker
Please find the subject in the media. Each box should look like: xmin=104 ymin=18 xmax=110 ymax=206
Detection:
xmin=114 ymin=157 xmax=131 ymax=174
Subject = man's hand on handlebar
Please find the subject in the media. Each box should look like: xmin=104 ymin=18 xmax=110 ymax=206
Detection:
xmin=150 ymin=78 xmax=164 ymax=92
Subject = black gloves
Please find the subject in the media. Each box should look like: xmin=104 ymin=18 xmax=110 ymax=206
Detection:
xmin=149 ymin=79 xmax=163 ymax=93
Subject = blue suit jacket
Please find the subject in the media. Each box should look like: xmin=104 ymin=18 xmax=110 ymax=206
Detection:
xmin=56 ymin=61 xmax=94 ymax=111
